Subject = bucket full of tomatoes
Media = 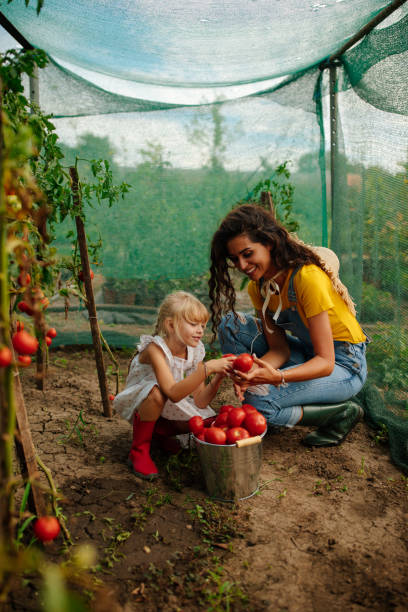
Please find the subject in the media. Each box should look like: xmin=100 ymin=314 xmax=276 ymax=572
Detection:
xmin=189 ymin=404 xmax=267 ymax=502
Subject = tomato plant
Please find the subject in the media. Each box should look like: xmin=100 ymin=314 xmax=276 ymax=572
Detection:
xmin=233 ymin=353 xmax=253 ymax=373
xmin=204 ymin=427 xmax=227 ymax=445
xmin=12 ymin=330 xmax=39 ymax=355
xmin=226 ymin=427 xmax=250 ymax=444
xmin=244 ymin=412 xmax=267 ymax=436
xmin=189 ymin=415 xmax=204 ymax=435
xmin=227 ymin=407 xmax=246 ymax=428
xmin=33 ymin=516 xmax=60 ymax=542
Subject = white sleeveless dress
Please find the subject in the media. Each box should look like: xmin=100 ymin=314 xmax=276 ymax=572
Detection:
xmin=113 ymin=334 xmax=215 ymax=423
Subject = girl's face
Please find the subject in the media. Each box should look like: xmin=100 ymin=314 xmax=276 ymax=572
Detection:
xmin=227 ymin=234 xmax=275 ymax=281
xmin=174 ymin=318 xmax=206 ymax=347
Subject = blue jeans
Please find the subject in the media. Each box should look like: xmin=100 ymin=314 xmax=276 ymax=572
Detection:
xmin=218 ymin=312 xmax=368 ymax=427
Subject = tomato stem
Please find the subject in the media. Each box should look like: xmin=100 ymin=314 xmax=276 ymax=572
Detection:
xmin=0 ymin=75 xmax=18 ymax=550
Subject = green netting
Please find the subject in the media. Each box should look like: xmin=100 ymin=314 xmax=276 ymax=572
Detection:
xmin=2 ymin=0 xmax=408 ymax=472
xmin=1 ymin=0 xmax=393 ymax=90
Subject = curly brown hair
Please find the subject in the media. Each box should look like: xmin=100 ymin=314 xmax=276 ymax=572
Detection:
xmin=208 ymin=203 xmax=355 ymax=340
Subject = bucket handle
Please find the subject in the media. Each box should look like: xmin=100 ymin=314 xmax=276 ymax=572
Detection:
xmin=236 ymin=435 xmax=262 ymax=448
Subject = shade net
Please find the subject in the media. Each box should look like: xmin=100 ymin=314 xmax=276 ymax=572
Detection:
xmin=1 ymin=0 xmax=408 ymax=471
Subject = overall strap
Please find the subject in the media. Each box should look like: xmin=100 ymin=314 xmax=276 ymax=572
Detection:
xmin=287 ymin=266 xmax=302 ymax=304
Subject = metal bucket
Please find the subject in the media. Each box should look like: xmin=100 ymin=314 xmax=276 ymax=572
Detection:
xmin=194 ymin=432 xmax=266 ymax=502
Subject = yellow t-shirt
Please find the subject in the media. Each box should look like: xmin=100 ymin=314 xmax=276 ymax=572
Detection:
xmin=247 ymin=265 xmax=366 ymax=343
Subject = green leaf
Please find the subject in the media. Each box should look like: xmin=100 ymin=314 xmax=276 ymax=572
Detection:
xmin=19 ymin=482 xmax=32 ymax=515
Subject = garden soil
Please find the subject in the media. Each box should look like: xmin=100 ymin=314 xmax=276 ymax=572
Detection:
xmin=9 ymin=346 xmax=408 ymax=612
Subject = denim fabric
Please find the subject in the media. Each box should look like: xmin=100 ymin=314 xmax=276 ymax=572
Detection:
xmin=218 ymin=311 xmax=367 ymax=428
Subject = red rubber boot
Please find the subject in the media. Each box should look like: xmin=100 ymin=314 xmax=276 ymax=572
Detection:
xmin=127 ymin=413 xmax=158 ymax=479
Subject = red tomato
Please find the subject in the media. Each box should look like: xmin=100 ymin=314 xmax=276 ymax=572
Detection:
xmin=45 ymin=336 xmax=52 ymax=346
xmin=17 ymin=301 xmax=34 ymax=316
xmin=189 ymin=416 xmax=204 ymax=435
xmin=214 ymin=412 xmax=229 ymax=427
xmin=0 ymin=346 xmax=12 ymax=367
xmin=227 ymin=407 xmax=246 ymax=428
xmin=204 ymin=427 xmax=227 ymax=445
xmin=195 ymin=431 xmax=205 ymax=441
xmin=17 ymin=271 xmax=31 ymax=287
xmin=241 ymin=403 xmax=259 ymax=414
xmin=244 ymin=412 xmax=267 ymax=436
xmin=222 ymin=353 xmax=235 ymax=358
xmin=219 ymin=404 xmax=235 ymax=414
xmin=108 ymin=394 xmax=115 ymax=401
xmin=233 ymin=353 xmax=254 ymax=373
xmin=12 ymin=330 xmax=39 ymax=355
xmin=18 ymin=355 xmax=31 ymax=367
xmin=226 ymin=427 xmax=250 ymax=444
xmin=203 ymin=416 xmax=216 ymax=427
xmin=33 ymin=516 xmax=60 ymax=542
xmin=46 ymin=327 xmax=57 ymax=338
xmin=78 ymin=269 xmax=94 ymax=282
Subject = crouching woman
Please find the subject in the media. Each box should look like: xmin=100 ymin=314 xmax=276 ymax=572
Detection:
xmin=209 ymin=204 xmax=368 ymax=447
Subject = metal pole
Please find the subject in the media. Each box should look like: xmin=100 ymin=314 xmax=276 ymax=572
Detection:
xmin=29 ymin=64 xmax=39 ymax=107
xmin=0 ymin=12 xmax=33 ymax=49
xmin=329 ymin=62 xmax=338 ymax=244
xmin=329 ymin=0 xmax=407 ymax=61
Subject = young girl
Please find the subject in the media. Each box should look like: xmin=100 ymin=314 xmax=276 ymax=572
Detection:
xmin=209 ymin=204 xmax=368 ymax=448
xmin=114 ymin=291 xmax=235 ymax=479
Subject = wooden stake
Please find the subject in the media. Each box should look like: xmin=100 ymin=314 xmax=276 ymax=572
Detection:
xmin=260 ymin=191 xmax=275 ymax=218
xmin=13 ymin=367 xmax=48 ymax=518
xmin=69 ymin=166 xmax=112 ymax=418
xmin=35 ymin=342 xmax=46 ymax=391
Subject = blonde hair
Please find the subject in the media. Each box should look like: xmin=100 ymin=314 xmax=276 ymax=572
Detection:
xmin=154 ymin=291 xmax=209 ymax=339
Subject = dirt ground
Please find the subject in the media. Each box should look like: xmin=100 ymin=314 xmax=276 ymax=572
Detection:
xmin=9 ymin=345 xmax=408 ymax=612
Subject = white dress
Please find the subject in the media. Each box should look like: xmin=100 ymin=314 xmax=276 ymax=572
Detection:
xmin=113 ymin=334 xmax=215 ymax=423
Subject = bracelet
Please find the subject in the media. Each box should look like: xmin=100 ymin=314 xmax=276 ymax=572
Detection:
xmin=277 ymin=369 xmax=288 ymax=388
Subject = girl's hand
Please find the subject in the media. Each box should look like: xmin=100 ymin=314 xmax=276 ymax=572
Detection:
xmin=232 ymin=355 xmax=282 ymax=387
xmin=233 ymin=381 xmax=248 ymax=402
xmin=206 ymin=355 xmax=235 ymax=377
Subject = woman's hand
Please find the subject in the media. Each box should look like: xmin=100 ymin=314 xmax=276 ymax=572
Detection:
xmin=232 ymin=355 xmax=282 ymax=387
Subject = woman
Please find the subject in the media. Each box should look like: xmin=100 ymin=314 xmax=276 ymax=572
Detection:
xmin=209 ymin=204 xmax=368 ymax=447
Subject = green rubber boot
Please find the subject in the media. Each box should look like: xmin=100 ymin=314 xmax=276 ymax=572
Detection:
xmin=300 ymin=401 xmax=364 ymax=447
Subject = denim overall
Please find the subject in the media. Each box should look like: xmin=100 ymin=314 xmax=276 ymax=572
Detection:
xmin=218 ymin=268 xmax=368 ymax=427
